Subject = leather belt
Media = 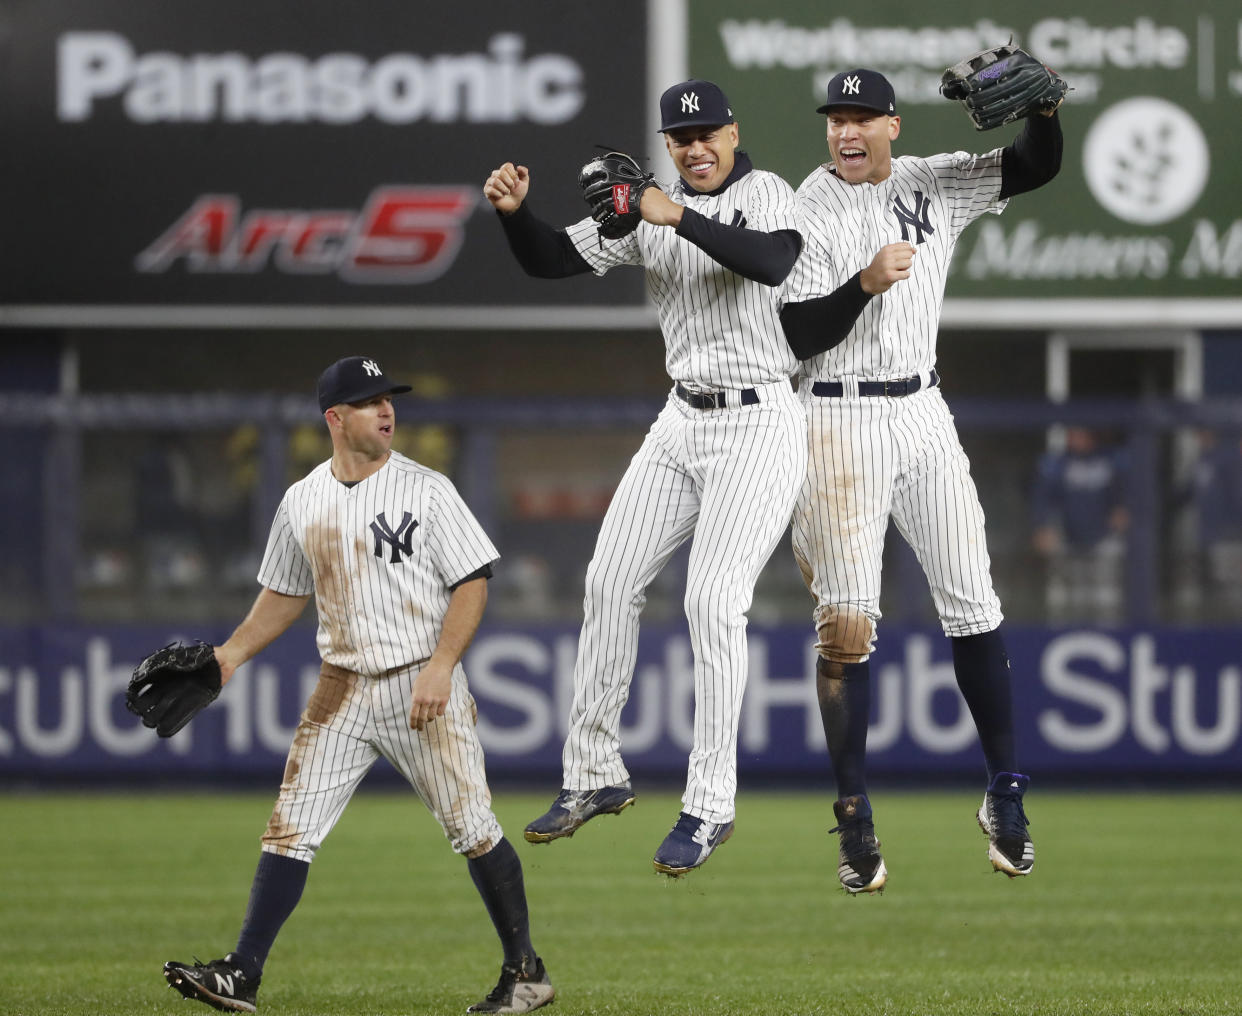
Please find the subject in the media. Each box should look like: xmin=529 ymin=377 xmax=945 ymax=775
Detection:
xmin=675 ymin=383 xmax=760 ymax=410
xmin=810 ymin=369 xmax=939 ymax=399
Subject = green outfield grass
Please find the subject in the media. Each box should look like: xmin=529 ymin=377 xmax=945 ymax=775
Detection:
xmin=1 ymin=787 xmax=1239 ymax=1015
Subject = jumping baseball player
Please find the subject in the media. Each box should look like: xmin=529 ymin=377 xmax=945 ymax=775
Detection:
xmin=161 ymin=356 xmax=553 ymax=1014
xmin=779 ymin=63 xmax=1064 ymax=893
xmin=483 ymin=79 xmax=810 ymax=876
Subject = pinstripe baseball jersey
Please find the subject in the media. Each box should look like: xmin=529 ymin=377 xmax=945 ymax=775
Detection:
xmin=566 ymin=168 xmax=801 ymax=389
xmin=784 ymin=150 xmax=1006 ymax=381
xmin=258 ymin=451 xmax=498 ymax=677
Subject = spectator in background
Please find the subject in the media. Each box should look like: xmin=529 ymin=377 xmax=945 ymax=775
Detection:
xmin=1185 ymin=429 xmax=1242 ymax=612
xmin=135 ymin=434 xmax=206 ymax=590
xmin=1031 ymin=426 xmax=1129 ymax=622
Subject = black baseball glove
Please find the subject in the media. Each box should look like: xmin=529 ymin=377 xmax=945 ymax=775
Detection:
xmin=125 ymin=641 xmax=222 ymax=738
xmin=578 ymin=151 xmax=656 ymax=240
xmin=940 ymin=43 xmax=1068 ymax=131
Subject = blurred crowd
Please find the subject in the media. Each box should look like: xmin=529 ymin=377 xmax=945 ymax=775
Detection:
xmin=31 ymin=398 xmax=1238 ymax=629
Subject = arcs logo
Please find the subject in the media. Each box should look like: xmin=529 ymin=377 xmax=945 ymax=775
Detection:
xmin=1082 ymin=97 xmax=1209 ymax=226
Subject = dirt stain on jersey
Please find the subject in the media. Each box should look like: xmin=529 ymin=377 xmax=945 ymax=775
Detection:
xmin=262 ymin=665 xmax=355 ymax=856
xmin=306 ymin=517 xmax=349 ymax=651
xmin=306 ymin=665 xmax=352 ymax=724
xmin=804 ymin=409 xmax=864 ymax=578
xmin=815 ymin=603 xmax=876 ymax=666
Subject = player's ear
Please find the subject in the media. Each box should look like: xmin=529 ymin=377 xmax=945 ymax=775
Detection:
xmin=727 ymin=122 xmax=739 ymax=148
xmin=888 ymin=115 xmax=901 ymax=141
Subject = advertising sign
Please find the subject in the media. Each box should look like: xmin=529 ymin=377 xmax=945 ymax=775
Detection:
xmin=0 ymin=1 xmax=648 ymax=321
xmin=686 ymin=1 xmax=1242 ymax=319
xmin=2 ymin=623 xmax=1238 ymax=781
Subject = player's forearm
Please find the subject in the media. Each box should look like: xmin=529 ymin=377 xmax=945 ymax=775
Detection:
xmin=216 ymin=587 xmax=310 ymax=680
xmin=779 ymin=272 xmax=873 ymax=360
xmin=428 ymin=577 xmax=488 ymax=670
xmin=675 ymin=208 xmax=801 ymax=286
xmin=496 ymin=202 xmax=592 ymax=278
xmin=999 ymin=110 xmax=1062 ymax=199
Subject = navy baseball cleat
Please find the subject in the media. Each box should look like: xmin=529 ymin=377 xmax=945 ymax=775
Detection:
xmin=523 ymin=783 xmax=635 ymax=843
xmin=829 ymin=794 xmax=888 ymax=894
xmin=163 ymin=954 xmax=260 ymax=1013
xmin=651 ymin=811 xmax=734 ymax=876
xmin=467 ymin=955 xmax=555 ymax=1014
xmin=976 ymin=771 xmax=1035 ymax=877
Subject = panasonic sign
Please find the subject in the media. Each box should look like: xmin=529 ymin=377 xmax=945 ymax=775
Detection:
xmin=57 ymin=31 xmax=586 ymax=125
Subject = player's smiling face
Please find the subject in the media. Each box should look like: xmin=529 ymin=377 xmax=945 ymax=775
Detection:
xmin=825 ymin=107 xmax=901 ymax=185
xmin=664 ymin=123 xmax=739 ymax=192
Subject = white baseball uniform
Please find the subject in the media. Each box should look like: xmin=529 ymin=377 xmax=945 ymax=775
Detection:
xmin=255 ymin=450 xmax=503 ymax=860
xmin=558 ymin=166 xmax=809 ymax=823
xmin=784 ymin=151 xmax=1007 ymax=657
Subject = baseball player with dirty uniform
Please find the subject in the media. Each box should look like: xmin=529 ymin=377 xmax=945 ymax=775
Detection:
xmin=483 ymin=79 xmax=809 ymax=876
xmin=779 ymin=64 xmax=1064 ymax=893
xmin=161 ymin=356 xmax=554 ymax=1014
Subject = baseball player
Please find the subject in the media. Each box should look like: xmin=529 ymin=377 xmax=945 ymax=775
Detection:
xmin=779 ymin=68 xmax=1064 ymax=892
xmin=162 ymin=356 xmax=553 ymax=1014
xmin=483 ymin=79 xmax=809 ymax=875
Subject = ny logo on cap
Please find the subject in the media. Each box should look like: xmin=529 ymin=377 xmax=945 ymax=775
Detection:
xmin=681 ymin=91 xmax=700 ymax=114
xmin=843 ymin=75 xmax=861 ymax=95
xmin=362 ymin=359 xmax=382 ymax=376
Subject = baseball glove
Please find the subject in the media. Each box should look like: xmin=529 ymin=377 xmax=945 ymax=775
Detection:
xmin=940 ymin=43 xmax=1068 ymax=131
xmin=125 ymin=641 xmax=222 ymax=738
xmin=578 ymin=151 xmax=656 ymax=240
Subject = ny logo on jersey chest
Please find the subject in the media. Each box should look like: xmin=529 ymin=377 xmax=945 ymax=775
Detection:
xmin=370 ymin=511 xmax=418 ymax=563
xmin=891 ymin=190 xmax=935 ymax=245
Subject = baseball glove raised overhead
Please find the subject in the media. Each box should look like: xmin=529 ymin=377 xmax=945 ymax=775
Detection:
xmin=940 ymin=43 xmax=1068 ymax=131
xmin=578 ymin=151 xmax=656 ymax=240
xmin=126 ymin=641 xmax=222 ymax=738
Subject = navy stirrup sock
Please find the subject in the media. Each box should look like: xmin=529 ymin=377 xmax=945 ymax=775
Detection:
xmin=234 ymin=851 xmax=310 ymax=978
xmin=467 ymin=837 xmax=534 ymax=967
xmin=951 ymin=629 xmax=1017 ymax=779
xmin=816 ymin=658 xmax=872 ymax=800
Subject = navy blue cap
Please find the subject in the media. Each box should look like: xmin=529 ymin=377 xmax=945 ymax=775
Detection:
xmin=658 ymin=79 xmax=735 ymax=132
xmin=317 ymin=356 xmax=412 ymax=412
xmin=816 ymin=69 xmax=897 ymax=116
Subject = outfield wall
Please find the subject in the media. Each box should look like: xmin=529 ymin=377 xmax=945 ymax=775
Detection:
xmin=1 ymin=624 xmax=1237 ymax=782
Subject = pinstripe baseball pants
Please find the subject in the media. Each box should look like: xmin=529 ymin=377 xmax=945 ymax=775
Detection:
xmin=259 ymin=661 xmax=503 ymax=861
xmin=562 ymin=382 xmax=808 ymax=823
xmin=792 ymin=384 xmax=1003 ymax=658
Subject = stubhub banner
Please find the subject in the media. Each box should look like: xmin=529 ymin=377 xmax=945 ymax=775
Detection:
xmin=0 ymin=624 xmax=1238 ymax=780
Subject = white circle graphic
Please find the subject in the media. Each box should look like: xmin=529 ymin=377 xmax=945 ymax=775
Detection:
xmin=1082 ymin=97 xmax=1209 ymax=225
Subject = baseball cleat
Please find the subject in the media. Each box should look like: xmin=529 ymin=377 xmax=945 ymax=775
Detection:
xmin=523 ymin=783 xmax=635 ymax=843
xmin=652 ymin=811 xmax=734 ymax=876
xmin=163 ymin=954 xmax=260 ymax=1013
xmin=976 ymin=771 xmax=1035 ymax=877
xmin=829 ymin=795 xmax=887 ymax=894
xmin=467 ymin=955 xmax=554 ymax=1014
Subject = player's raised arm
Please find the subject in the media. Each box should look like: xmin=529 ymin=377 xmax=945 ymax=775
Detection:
xmin=485 ymin=161 xmax=592 ymax=279
xmin=483 ymin=161 xmax=529 ymax=213
xmin=671 ymin=207 xmax=802 ymax=287
xmin=937 ymin=43 xmax=1067 ymax=199
xmin=780 ymin=243 xmax=915 ymax=360
xmin=998 ymin=110 xmax=1063 ymax=199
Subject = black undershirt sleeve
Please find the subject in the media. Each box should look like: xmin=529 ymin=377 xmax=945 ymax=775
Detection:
xmin=999 ymin=111 xmax=1063 ymax=200
xmin=778 ymin=272 xmax=875 ymax=361
xmin=449 ymin=562 xmax=494 ymax=591
xmin=496 ymin=203 xmax=592 ymax=279
xmin=674 ymin=208 xmax=802 ymax=286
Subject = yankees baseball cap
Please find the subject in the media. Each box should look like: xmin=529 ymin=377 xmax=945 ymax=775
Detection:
xmin=316 ymin=356 xmax=412 ymax=412
xmin=817 ymin=69 xmax=897 ymax=116
xmin=658 ymin=78 xmax=735 ymax=132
